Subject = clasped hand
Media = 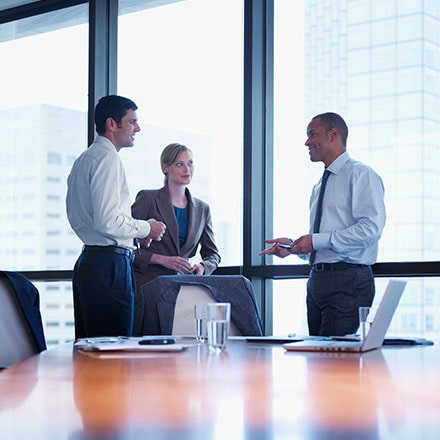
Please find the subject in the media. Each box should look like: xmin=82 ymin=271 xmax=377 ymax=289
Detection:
xmin=159 ymin=256 xmax=204 ymax=275
xmin=138 ymin=219 xmax=166 ymax=248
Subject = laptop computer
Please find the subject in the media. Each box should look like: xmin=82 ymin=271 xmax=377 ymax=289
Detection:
xmin=284 ymin=279 xmax=407 ymax=353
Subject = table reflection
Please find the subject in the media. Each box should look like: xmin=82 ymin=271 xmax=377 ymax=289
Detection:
xmin=0 ymin=363 xmax=39 ymax=411
xmin=299 ymin=350 xmax=406 ymax=439
xmin=2 ymin=340 xmax=439 ymax=439
xmin=72 ymin=343 xmax=275 ymax=439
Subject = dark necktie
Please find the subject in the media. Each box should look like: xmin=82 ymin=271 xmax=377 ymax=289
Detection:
xmin=310 ymin=169 xmax=331 ymax=265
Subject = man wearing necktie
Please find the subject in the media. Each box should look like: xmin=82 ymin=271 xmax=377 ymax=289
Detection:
xmin=259 ymin=112 xmax=386 ymax=337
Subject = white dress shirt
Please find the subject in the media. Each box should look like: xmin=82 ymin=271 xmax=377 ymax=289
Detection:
xmin=309 ymin=152 xmax=386 ymax=265
xmin=66 ymin=136 xmax=150 ymax=250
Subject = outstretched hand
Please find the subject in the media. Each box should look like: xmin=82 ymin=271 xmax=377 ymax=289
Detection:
xmin=258 ymin=237 xmax=292 ymax=258
xmin=258 ymin=235 xmax=314 ymax=257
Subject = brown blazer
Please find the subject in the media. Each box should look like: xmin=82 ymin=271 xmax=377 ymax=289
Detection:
xmin=131 ymin=186 xmax=221 ymax=292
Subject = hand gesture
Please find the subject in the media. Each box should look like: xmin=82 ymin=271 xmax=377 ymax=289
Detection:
xmin=290 ymin=235 xmax=313 ymax=254
xmin=147 ymin=219 xmax=166 ymax=242
xmin=258 ymin=237 xmax=293 ymax=258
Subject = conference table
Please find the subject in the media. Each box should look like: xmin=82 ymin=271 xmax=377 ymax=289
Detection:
xmin=1 ymin=337 xmax=439 ymax=439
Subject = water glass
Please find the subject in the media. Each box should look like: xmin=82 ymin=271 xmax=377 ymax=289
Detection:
xmin=194 ymin=303 xmax=208 ymax=342
xmin=358 ymin=306 xmax=371 ymax=342
xmin=206 ymin=302 xmax=231 ymax=353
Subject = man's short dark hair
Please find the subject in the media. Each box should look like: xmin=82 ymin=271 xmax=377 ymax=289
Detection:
xmin=312 ymin=112 xmax=348 ymax=147
xmin=94 ymin=95 xmax=138 ymax=135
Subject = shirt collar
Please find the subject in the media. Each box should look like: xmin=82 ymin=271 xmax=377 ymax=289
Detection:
xmin=326 ymin=151 xmax=350 ymax=175
xmin=95 ymin=135 xmax=117 ymax=151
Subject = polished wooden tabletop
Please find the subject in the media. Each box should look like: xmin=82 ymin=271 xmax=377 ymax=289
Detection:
xmin=1 ymin=338 xmax=440 ymax=439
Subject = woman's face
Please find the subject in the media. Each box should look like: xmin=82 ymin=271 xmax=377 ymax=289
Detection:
xmin=164 ymin=150 xmax=194 ymax=185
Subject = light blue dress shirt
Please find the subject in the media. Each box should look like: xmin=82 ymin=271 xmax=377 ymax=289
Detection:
xmin=308 ymin=152 xmax=386 ymax=265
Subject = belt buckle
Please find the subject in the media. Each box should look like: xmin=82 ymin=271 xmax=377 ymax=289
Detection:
xmin=314 ymin=263 xmax=325 ymax=271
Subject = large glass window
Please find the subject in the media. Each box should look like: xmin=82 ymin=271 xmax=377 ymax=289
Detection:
xmin=274 ymin=0 xmax=440 ymax=265
xmin=0 ymin=1 xmax=437 ymax=346
xmin=273 ymin=277 xmax=440 ymax=341
xmin=0 ymin=4 xmax=89 ymax=347
xmin=117 ymin=0 xmax=244 ymax=267
xmin=272 ymin=0 xmax=440 ymax=338
xmin=0 ymin=5 xmax=88 ymax=271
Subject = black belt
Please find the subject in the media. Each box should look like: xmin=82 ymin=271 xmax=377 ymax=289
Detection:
xmin=83 ymin=245 xmax=134 ymax=261
xmin=312 ymin=262 xmax=368 ymax=271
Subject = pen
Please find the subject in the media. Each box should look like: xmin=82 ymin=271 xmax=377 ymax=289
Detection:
xmin=138 ymin=338 xmax=176 ymax=345
xmin=278 ymin=244 xmax=292 ymax=249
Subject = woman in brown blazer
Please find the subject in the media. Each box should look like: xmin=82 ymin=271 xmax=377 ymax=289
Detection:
xmin=131 ymin=143 xmax=221 ymax=292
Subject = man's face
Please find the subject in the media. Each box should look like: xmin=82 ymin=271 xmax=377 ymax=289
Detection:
xmin=304 ymin=118 xmax=332 ymax=164
xmin=114 ymin=108 xmax=141 ymax=150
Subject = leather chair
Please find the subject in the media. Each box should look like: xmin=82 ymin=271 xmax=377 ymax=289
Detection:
xmin=171 ymin=284 xmax=241 ymax=336
xmin=134 ymin=274 xmax=263 ymax=337
xmin=0 ymin=271 xmax=46 ymax=369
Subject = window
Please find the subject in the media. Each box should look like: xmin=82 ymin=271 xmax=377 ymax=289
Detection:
xmin=118 ymin=0 xmax=244 ymax=266
xmin=47 ymin=152 xmax=62 ymax=165
xmin=0 ymin=4 xmax=88 ymax=347
xmin=274 ymin=0 xmax=439 ymax=264
xmin=0 ymin=4 xmax=88 ymax=272
xmin=0 ymin=1 xmax=438 ymax=346
xmin=273 ymin=0 xmax=440 ymax=338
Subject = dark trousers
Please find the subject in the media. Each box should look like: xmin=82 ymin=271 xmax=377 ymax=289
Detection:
xmin=72 ymin=250 xmax=135 ymax=339
xmin=306 ymin=265 xmax=375 ymax=337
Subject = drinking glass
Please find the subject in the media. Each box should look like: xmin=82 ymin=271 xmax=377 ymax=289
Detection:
xmin=206 ymin=303 xmax=231 ymax=352
xmin=359 ymin=306 xmax=371 ymax=342
xmin=194 ymin=303 xmax=208 ymax=342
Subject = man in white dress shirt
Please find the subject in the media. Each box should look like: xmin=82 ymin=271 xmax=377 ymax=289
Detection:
xmin=260 ymin=112 xmax=386 ymax=337
xmin=66 ymin=95 xmax=166 ymax=339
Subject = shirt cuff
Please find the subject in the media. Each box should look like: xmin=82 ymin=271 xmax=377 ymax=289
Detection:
xmin=137 ymin=220 xmax=151 ymax=238
xmin=312 ymin=232 xmax=331 ymax=250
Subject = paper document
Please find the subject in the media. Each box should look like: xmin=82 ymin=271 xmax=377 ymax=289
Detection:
xmin=75 ymin=336 xmax=187 ymax=352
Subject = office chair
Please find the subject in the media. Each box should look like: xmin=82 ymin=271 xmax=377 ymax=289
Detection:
xmin=134 ymin=274 xmax=263 ymax=337
xmin=172 ymin=284 xmax=241 ymax=336
xmin=0 ymin=271 xmax=47 ymax=369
